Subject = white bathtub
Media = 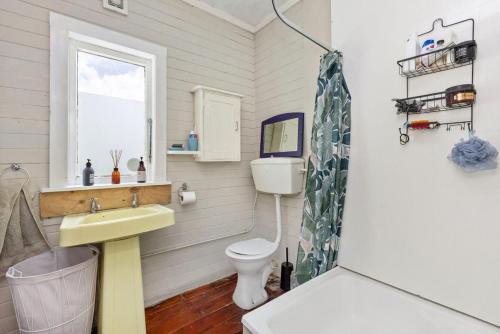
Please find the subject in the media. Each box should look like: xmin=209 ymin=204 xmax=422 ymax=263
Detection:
xmin=242 ymin=267 xmax=500 ymax=334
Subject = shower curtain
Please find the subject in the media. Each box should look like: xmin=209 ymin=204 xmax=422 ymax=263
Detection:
xmin=295 ymin=51 xmax=351 ymax=285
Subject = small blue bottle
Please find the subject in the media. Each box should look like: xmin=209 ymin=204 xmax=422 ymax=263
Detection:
xmin=187 ymin=130 xmax=198 ymax=151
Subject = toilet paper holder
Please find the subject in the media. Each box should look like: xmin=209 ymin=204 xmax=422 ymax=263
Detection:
xmin=177 ymin=182 xmax=196 ymax=205
xmin=177 ymin=183 xmax=189 ymax=198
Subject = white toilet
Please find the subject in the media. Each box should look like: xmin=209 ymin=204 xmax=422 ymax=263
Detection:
xmin=226 ymin=157 xmax=304 ymax=310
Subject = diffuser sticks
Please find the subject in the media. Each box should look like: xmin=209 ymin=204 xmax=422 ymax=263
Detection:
xmin=110 ymin=149 xmax=122 ymax=184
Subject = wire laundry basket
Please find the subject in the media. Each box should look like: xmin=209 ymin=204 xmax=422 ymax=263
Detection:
xmin=6 ymin=246 xmax=99 ymax=334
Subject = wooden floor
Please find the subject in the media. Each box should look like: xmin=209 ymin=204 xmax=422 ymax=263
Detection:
xmin=145 ymin=274 xmax=284 ymax=334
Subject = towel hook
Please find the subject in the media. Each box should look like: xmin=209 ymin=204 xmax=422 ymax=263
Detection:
xmin=399 ymin=127 xmax=410 ymax=145
xmin=0 ymin=163 xmax=31 ymax=186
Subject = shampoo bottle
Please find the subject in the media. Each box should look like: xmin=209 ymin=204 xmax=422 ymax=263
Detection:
xmin=83 ymin=159 xmax=94 ymax=186
xmin=137 ymin=157 xmax=146 ymax=183
xmin=404 ymin=32 xmax=419 ymax=73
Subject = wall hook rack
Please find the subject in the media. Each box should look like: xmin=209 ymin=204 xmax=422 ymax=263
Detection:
xmin=446 ymin=122 xmax=472 ymax=132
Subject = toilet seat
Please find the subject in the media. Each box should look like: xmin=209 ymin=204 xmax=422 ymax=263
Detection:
xmin=229 ymin=238 xmax=275 ymax=255
xmin=226 ymin=238 xmax=277 ymax=261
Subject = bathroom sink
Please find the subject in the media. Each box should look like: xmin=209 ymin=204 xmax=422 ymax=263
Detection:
xmin=60 ymin=204 xmax=175 ymax=333
xmin=59 ymin=204 xmax=175 ymax=247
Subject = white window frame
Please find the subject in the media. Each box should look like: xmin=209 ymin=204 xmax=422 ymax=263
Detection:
xmin=68 ymin=41 xmax=153 ymax=184
xmin=49 ymin=13 xmax=167 ymax=188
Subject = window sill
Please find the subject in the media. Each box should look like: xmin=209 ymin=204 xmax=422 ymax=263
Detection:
xmin=40 ymin=181 xmax=172 ymax=193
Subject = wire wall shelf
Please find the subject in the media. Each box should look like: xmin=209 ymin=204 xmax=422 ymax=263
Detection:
xmin=395 ymin=17 xmax=476 ymax=145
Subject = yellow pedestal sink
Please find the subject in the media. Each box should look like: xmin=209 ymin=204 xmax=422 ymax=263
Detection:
xmin=60 ymin=204 xmax=175 ymax=334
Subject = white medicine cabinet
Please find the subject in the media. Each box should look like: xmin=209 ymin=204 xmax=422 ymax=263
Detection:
xmin=191 ymin=86 xmax=242 ymax=162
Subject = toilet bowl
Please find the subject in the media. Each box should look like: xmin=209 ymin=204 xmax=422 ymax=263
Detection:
xmin=226 ymin=158 xmax=305 ymax=310
xmin=225 ymin=238 xmax=277 ymax=310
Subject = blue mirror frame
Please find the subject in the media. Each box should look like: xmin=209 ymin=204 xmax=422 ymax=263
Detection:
xmin=260 ymin=112 xmax=304 ymax=158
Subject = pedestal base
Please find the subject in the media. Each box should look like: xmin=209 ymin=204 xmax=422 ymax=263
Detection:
xmin=99 ymin=236 xmax=146 ymax=334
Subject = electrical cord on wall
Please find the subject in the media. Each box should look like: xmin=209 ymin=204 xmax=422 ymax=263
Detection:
xmin=141 ymin=191 xmax=259 ymax=258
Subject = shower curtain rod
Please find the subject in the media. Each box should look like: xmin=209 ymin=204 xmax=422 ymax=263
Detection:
xmin=271 ymin=0 xmax=333 ymax=53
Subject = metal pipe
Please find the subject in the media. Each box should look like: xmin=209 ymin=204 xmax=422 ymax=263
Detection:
xmin=271 ymin=0 xmax=333 ymax=53
xmin=141 ymin=192 xmax=259 ymax=258
xmin=273 ymin=194 xmax=282 ymax=245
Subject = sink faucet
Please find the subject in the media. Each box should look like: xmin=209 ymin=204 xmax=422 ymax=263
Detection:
xmin=131 ymin=192 xmax=139 ymax=208
xmin=90 ymin=198 xmax=101 ymax=213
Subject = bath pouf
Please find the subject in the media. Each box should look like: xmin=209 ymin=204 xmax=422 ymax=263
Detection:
xmin=448 ymin=135 xmax=498 ymax=172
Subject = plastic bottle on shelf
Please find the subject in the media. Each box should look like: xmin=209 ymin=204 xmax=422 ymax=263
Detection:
xmin=137 ymin=157 xmax=146 ymax=183
xmin=404 ymin=32 xmax=420 ymax=73
xmin=187 ymin=130 xmax=198 ymax=151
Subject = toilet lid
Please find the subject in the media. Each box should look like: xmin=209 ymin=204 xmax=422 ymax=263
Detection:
xmin=228 ymin=238 xmax=275 ymax=256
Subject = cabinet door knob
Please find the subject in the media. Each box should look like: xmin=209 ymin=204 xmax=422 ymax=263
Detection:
xmin=235 ymin=121 xmax=239 ymax=131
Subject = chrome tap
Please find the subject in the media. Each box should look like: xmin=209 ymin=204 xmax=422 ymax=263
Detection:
xmin=90 ymin=198 xmax=101 ymax=214
xmin=131 ymin=192 xmax=139 ymax=208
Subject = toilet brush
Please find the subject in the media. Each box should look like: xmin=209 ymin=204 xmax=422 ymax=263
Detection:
xmin=280 ymin=247 xmax=293 ymax=291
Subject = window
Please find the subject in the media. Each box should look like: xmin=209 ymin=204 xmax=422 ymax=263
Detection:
xmin=71 ymin=44 xmax=151 ymax=183
xmin=50 ymin=13 xmax=167 ymax=187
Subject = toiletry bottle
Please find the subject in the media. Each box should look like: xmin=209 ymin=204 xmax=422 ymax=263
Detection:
xmin=187 ymin=130 xmax=198 ymax=151
xmin=112 ymin=168 xmax=120 ymax=184
xmin=83 ymin=159 xmax=94 ymax=186
xmin=137 ymin=157 xmax=146 ymax=183
xmin=404 ymin=32 xmax=419 ymax=73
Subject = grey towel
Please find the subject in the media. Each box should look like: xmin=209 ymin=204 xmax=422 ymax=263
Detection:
xmin=0 ymin=180 xmax=50 ymax=275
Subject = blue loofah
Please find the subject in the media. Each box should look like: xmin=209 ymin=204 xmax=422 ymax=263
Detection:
xmin=448 ymin=135 xmax=498 ymax=172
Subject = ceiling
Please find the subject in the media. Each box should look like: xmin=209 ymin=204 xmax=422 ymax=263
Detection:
xmin=181 ymin=0 xmax=297 ymax=32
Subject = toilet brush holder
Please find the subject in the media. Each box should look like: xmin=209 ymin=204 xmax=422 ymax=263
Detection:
xmin=280 ymin=262 xmax=293 ymax=291
xmin=280 ymin=247 xmax=293 ymax=291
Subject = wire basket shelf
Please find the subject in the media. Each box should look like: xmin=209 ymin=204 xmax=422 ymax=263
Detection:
xmin=397 ymin=44 xmax=472 ymax=78
xmin=394 ymin=91 xmax=473 ymax=115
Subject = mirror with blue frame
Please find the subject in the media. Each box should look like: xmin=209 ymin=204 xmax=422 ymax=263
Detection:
xmin=260 ymin=112 xmax=304 ymax=158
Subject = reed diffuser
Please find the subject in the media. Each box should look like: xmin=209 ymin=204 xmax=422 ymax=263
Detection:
xmin=110 ymin=149 xmax=122 ymax=184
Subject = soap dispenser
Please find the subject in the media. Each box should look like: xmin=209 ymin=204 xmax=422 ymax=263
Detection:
xmin=83 ymin=159 xmax=94 ymax=186
xmin=137 ymin=157 xmax=146 ymax=183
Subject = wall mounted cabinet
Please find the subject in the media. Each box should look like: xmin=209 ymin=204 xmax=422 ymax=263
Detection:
xmin=191 ymin=86 xmax=242 ymax=162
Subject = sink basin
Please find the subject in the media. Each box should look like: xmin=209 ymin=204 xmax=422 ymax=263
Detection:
xmin=60 ymin=204 xmax=175 ymax=246
xmin=59 ymin=204 xmax=175 ymax=334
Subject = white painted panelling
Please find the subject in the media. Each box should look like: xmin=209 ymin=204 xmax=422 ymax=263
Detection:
xmin=0 ymin=0 xmax=256 ymax=331
xmin=333 ymin=0 xmax=500 ymax=326
xmin=254 ymin=0 xmax=331 ymax=270
xmin=254 ymin=2 xmax=304 ymax=268
xmin=192 ymin=0 xmax=280 ymax=27
xmin=180 ymin=0 xmax=300 ymax=33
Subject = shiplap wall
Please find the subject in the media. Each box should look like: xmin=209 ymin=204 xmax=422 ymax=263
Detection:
xmin=254 ymin=2 xmax=305 ymax=268
xmin=0 ymin=0 xmax=257 ymax=332
xmin=254 ymin=0 xmax=331 ymax=267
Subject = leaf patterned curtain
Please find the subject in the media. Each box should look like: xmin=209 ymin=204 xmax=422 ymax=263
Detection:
xmin=295 ymin=51 xmax=351 ymax=285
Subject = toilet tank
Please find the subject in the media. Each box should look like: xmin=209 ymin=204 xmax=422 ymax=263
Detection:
xmin=251 ymin=158 xmax=305 ymax=195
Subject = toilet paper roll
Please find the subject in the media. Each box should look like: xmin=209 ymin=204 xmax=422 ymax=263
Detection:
xmin=179 ymin=191 xmax=196 ymax=205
